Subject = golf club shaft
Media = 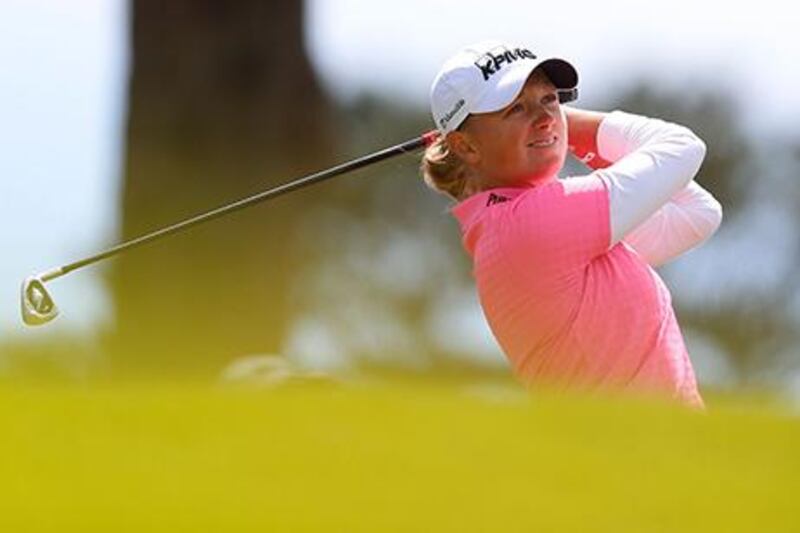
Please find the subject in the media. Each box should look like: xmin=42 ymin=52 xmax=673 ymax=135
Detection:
xmin=43 ymin=131 xmax=438 ymax=281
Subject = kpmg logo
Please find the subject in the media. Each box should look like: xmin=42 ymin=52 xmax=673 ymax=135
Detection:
xmin=475 ymin=47 xmax=537 ymax=81
xmin=439 ymin=98 xmax=465 ymax=129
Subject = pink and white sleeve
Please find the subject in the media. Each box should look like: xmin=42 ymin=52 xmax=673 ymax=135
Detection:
xmin=593 ymin=111 xmax=719 ymax=263
xmin=622 ymin=181 xmax=722 ymax=266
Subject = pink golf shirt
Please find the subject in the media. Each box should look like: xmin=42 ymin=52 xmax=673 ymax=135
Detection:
xmin=452 ymin=111 xmax=719 ymax=408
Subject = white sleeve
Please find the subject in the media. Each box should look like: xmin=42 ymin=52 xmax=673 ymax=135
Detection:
xmin=593 ymin=111 xmax=708 ymax=246
xmin=623 ymin=181 xmax=723 ymax=267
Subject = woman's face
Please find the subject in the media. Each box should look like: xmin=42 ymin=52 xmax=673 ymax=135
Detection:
xmin=452 ymin=69 xmax=568 ymax=189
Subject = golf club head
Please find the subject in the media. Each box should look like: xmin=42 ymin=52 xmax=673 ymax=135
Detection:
xmin=21 ymin=277 xmax=59 ymax=326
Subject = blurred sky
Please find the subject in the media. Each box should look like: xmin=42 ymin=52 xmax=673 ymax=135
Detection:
xmin=1 ymin=0 xmax=799 ymax=341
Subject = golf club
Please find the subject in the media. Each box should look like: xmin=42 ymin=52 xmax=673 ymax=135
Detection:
xmin=21 ymin=130 xmax=439 ymax=326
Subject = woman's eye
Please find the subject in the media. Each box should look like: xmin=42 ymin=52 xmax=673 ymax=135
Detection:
xmin=542 ymin=94 xmax=558 ymax=105
xmin=508 ymin=103 xmax=524 ymax=115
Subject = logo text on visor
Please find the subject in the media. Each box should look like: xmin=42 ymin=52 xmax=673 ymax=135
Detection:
xmin=474 ymin=48 xmax=537 ymax=81
xmin=439 ymin=98 xmax=465 ymax=130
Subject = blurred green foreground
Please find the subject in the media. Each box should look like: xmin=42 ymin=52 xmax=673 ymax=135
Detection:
xmin=1 ymin=382 xmax=797 ymax=532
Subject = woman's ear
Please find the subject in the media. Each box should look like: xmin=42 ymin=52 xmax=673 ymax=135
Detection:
xmin=446 ymin=131 xmax=480 ymax=166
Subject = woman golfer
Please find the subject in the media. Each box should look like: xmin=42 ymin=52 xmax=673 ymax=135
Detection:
xmin=423 ymin=40 xmax=722 ymax=408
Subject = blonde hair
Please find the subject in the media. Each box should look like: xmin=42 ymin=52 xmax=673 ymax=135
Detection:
xmin=420 ymin=135 xmax=478 ymax=201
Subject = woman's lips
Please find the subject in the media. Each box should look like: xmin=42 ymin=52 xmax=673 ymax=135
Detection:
xmin=527 ymin=135 xmax=557 ymax=148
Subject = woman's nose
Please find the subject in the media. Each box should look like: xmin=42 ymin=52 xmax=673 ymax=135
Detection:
xmin=531 ymin=106 xmax=556 ymax=130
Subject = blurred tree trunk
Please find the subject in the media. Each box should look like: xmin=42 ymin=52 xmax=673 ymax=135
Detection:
xmin=108 ymin=0 xmax=333 ymax=377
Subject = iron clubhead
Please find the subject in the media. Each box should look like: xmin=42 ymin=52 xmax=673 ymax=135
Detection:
xmin=21 ymin=277 xmax=59 ymax=326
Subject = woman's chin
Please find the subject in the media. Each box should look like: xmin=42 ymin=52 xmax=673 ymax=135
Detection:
xmin=530 ymin=146 xmax=564 ymax=166
xmin=522 ymin=161 xmax=563 ymax=184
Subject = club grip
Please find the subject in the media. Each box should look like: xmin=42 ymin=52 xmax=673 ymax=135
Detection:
xmin=421 ymin=130 xmax=440 ymax=147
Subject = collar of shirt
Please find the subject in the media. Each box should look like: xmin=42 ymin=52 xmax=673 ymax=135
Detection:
xmin=451 ymin=187 xmax=528 ymax=227
xmin=450 ymin=186 xmax=532 ymax=255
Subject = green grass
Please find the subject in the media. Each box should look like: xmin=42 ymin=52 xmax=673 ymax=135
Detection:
xmin=1 ymin=381 xmax=797 ymax=531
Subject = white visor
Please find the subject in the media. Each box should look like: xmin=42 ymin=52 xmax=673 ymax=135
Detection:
xmin=430 ymin=40 xmax=578 ymax=133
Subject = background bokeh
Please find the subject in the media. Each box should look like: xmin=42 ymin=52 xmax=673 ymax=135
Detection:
xmin=2 ymin=3 xmax=799 ymax=530
xmin=2 ymin=0 xmax=799 ymax=401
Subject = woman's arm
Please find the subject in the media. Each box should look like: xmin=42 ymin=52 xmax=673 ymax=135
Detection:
xmin=564 ymin=107 xmax=613 ymax=170
xmin=622 ymin=181 xmax=722 ymax=266
xmin=565 ymin=107 xmax=722 ymax=266
xmin=565 ymin=107 xmax=708 ymax=248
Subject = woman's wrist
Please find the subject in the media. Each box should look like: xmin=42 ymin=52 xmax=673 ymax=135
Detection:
xmin=564 ymin=107 xmax=612 ymax=170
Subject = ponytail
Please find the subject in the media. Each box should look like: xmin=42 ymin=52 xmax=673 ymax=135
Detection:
xmin=420 ymin=136 xmax=477 ymax=201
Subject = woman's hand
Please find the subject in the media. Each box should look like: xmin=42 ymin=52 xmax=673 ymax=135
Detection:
xmin=563 ymin=107 xmax=613 ymax=170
